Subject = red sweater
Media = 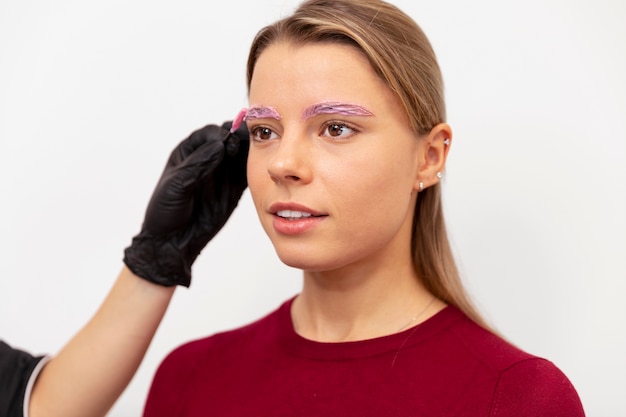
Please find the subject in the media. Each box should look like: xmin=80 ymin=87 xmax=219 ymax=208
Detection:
xmin=143 ymin=300 xmax=584 ymax=416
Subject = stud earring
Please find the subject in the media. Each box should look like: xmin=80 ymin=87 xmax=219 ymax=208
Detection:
xmin=436 ymin=172 xmax=443 ymax=179
xmin=443 ymin=138 xmax=451 ymax=146
xmin=419 ymin=181 xmax=424 ymax=192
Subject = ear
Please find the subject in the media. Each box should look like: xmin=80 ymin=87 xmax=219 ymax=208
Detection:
xmin=414 ymin=123 xmax=452 ymax=191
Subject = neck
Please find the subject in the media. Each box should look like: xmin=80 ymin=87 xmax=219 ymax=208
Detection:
xmin=291 ymin=262 xmax=444 ymax=342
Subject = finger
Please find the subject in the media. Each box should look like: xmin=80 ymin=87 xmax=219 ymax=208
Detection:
xmin=176 ymin=139 xmax=225 ymax=189
xmin=221 ymin=121 xmax=250 ymax=157
xmin=169 ymin=124 xmax=229 ymax=165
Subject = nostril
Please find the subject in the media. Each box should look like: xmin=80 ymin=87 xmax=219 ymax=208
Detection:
xmin=266 ymin=144 xmax=309 ymax=184
xmin=269 ymin=173 xmax=301 ymax=184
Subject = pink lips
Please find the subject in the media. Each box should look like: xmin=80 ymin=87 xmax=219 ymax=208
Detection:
xmin=269 ymin=202 xmax=327 ymax=235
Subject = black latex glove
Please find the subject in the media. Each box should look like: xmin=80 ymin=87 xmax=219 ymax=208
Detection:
xmin=123 ymin=121 xmax=249 ymax=287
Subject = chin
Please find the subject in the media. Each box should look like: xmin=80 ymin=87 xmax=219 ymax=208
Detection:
xmin=276 ymin=252 xmax=322 ymax=271
xmin=274 ymin=247 xmax=351 ymax=273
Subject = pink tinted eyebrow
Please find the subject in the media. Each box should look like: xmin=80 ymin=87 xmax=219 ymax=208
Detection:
xmin=302 ymin=102 xmax=374 ymax=120
xmin=245 ymin=105 xmax=282 ymax=121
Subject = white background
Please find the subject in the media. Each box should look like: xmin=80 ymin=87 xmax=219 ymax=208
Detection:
xmin=1 ymin=0 xmax=624 ymax=415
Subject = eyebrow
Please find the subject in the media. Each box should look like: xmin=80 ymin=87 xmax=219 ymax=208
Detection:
xmin=245 ymin=102 xmax=374 ymax=122
xmin=245 ymin=106 xmax=282 ymax=121
xmin=302 ymin=102 xmax=374 ymax=120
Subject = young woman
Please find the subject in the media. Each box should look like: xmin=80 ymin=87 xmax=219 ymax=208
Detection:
xmin=142 ymin=0 xmax=585 ymax=415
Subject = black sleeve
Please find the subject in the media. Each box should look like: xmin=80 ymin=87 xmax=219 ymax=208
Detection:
xmin=0 ymin=340 xmax=46 ymax=417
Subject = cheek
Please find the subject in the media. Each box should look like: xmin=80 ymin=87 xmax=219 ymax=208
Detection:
xmin=335 ymin=146 xmax=416 ymax=192
xmin=319 ymin=152 xmax=413 ymax=233
xmin=246 ymin=151 xmax=267 ymax=204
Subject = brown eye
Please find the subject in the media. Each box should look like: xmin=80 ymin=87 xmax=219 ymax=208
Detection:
xmin=251 ymin=126 xmax=277 ymax=141
xmin=321 ymin=121 xmax=356 ymax=139
xmin=327 ymin=123 xmax=345 ymax=137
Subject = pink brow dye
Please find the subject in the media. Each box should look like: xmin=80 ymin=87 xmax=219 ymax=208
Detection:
xmin=245 ymin=106 xmax=282 ymax=121
xmin=302 ymin=102 xmax=374 ymax=120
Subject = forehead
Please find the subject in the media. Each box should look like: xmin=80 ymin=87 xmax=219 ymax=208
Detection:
xmin=248 ymin=41 xmax=393 ymax=110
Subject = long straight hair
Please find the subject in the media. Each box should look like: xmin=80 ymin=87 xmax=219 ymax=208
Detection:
xmin=246 ymin=0 xmax=489 ymax=328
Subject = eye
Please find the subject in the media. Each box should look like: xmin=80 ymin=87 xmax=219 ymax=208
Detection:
xmin=321 ymin=121 xmax=357 ymax=139
xmin=250 ymin=125 xmax=278 ymax=142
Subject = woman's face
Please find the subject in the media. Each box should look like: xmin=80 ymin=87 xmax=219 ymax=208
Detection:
xmin=246 ymin=41 xmax=423 ymax=273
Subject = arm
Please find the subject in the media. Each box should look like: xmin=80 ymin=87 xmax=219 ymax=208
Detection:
xmin=26 ymin=121 xmax=248 ymax=417
xmin=29 ymin=267 xmax=174 ymax=417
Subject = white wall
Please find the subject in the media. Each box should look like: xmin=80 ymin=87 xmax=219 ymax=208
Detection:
xmin=0 ymin=0 xmax=624 ymax=415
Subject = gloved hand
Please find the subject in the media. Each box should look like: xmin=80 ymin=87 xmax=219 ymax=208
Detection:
xmin=123 ymin=121 xmax=249 ymax=287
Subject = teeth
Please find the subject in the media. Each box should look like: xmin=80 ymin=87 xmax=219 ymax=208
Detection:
xmin=277 ymin=210 xmax=313 ymax=219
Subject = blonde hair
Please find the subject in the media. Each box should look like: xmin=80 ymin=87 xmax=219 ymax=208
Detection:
xmin=247 ymin=0 xmax=488 ymax=328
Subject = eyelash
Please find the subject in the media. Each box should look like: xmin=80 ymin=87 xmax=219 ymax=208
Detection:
xmin=249 ymin=125 xmax=278 ymax=142
xmin=249 ymin=120 xmax=359 ymax=143
xmin=320 ymin=120 xmax=358 ymax=139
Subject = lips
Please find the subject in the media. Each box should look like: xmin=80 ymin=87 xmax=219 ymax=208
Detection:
xmin=269 ymin=202 xmax=326 ymax=218
xmin=276 ymin=210 xmax=313 ymax=220
xmin=269 ymin=203 xmax=327 ymax=234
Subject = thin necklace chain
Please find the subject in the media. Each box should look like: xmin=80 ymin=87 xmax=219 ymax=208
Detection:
xmin=396 ymin=296 xmax=436 ymax=333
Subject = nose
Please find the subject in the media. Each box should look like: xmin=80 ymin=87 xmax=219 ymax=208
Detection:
xmin=266 ymin=130 xmax=313 ymax=185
